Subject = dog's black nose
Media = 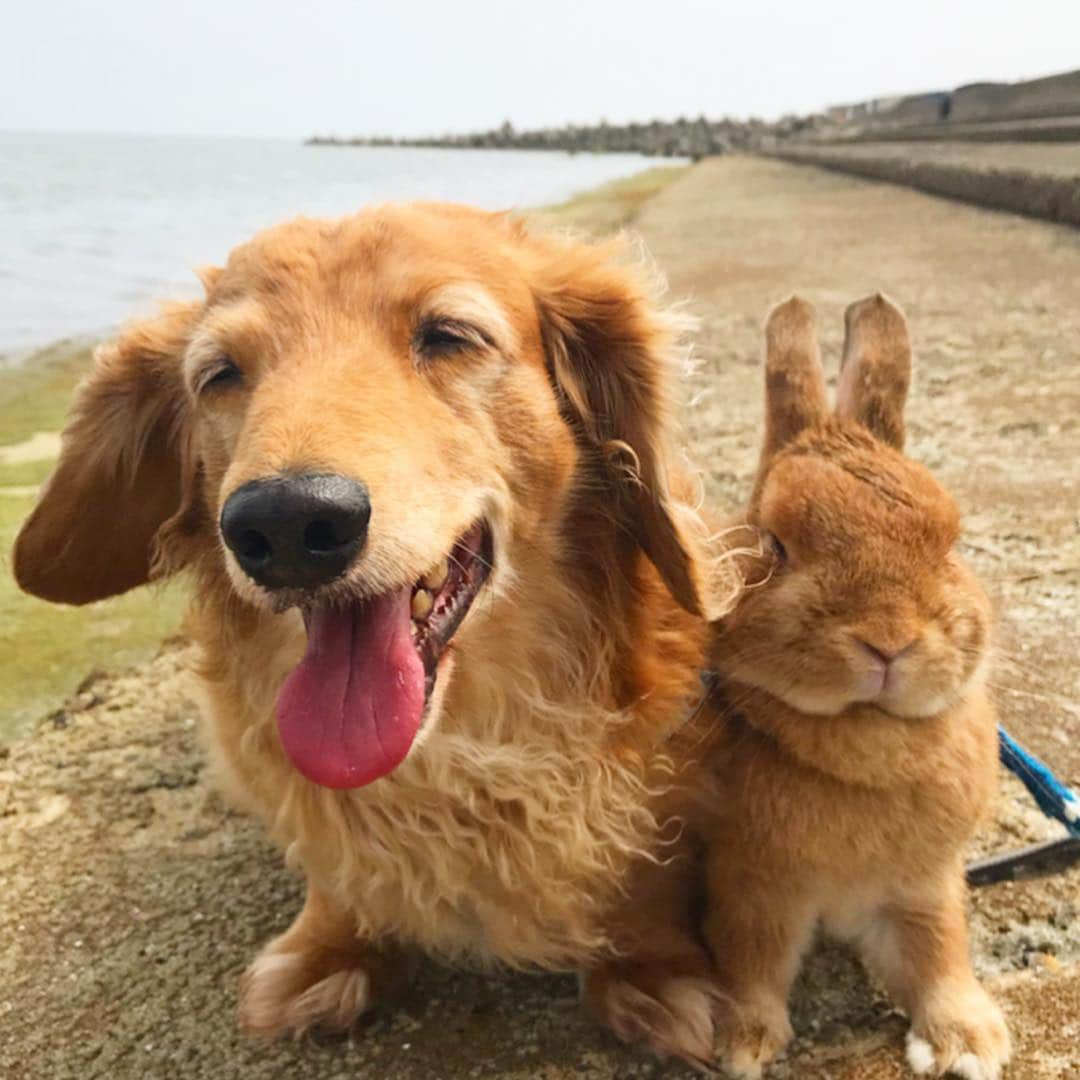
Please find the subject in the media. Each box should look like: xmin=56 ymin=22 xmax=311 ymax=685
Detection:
xmin=220 ymin=473 xmax=371 ymax=590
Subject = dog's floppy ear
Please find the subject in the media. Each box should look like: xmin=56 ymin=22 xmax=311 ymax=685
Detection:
xmin=13 ymin=301 xmax=204 ymax=605
xmin=530 ymin=237 xmax=702 ymax=616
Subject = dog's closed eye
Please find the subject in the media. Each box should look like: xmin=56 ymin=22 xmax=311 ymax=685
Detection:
xmin=413 ymin=317 xmax=494 ymax=360
xmin=195 ymin=355 xmax=243 ymax=395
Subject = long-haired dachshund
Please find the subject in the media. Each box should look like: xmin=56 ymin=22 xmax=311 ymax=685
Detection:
xmin=15 ymin=204 xmax=736 ymax=1065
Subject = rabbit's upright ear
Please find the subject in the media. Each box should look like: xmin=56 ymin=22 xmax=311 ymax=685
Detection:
xmin=761 ymin=296 xmax=828 ymax=460
xmin=836 ymin=294 xmax=911 ymax=449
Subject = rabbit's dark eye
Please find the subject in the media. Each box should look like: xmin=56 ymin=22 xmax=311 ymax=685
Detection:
xmin=767 ymin=533 xmax=788 ymax=564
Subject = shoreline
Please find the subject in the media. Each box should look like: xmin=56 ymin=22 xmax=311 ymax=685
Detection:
xmin=2 ymin=135 xmax=667 ymax=365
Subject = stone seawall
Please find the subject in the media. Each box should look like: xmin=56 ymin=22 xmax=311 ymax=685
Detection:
xmin=771 ymin=143 xmax=1080 ymax=227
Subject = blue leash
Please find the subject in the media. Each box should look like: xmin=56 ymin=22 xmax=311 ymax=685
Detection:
xmin=966 ymin=725 xmax=1080 ymax=886
xmin=998 ymin=725 xmax=1080 ymax=838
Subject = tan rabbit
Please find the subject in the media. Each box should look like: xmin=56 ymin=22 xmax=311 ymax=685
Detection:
xmin=702 ymin=295 xmax=1010 ymax=1079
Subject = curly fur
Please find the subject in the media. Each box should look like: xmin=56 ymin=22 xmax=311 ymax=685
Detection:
xmin=191 ymin=557 xmax=706 ymax=968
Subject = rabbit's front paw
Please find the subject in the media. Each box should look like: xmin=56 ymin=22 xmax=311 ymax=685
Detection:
xmin=906 ymin=987 xmax=1010 ymax=1079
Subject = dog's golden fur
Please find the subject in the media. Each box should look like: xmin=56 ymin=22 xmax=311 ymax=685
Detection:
xmin=14 ymin=204 xmax=737 ymax=1063
xmin=702 ymin=296 xmax=1010 ymax=1079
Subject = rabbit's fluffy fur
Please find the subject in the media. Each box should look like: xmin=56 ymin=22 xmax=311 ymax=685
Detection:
xmin=702 ymin=295 xmax=1010 ymax=1080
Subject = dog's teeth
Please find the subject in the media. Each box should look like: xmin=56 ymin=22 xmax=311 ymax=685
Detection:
xmin=423 ymin=557 xmax=449 ymax=591
xmin=411 ymin=589 xmax=433 ymax=620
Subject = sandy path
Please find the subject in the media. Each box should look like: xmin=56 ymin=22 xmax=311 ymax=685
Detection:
xmin=2 ymin=158 xmax=1078 ymax=1079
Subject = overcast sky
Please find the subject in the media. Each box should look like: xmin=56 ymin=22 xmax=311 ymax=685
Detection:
xmin=3 ymin=1 xmax=1077 ymax=139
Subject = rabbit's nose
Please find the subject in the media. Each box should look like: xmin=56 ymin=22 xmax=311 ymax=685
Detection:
xmin=857 ymin=637 xmax=916 ymax=667
xmin=853 ymin=636 xmax=917 ymax=700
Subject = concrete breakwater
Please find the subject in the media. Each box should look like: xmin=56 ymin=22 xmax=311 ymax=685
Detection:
xmin=771 ymin=142 xmax=1080 ymax=228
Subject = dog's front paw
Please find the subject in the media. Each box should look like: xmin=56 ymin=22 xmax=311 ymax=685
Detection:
xmin=584 ymin=966 xmax=720 ymax=1068
xmin=239 ymin=947 xmax=373 ymax=1038
xmin=239 ymin=937 xmax=404 ymax=1039
xmin=905 ymin=987 xmax=1011 ymax=1080
xmin=715 ymin=994 xmax=793 ymax=1079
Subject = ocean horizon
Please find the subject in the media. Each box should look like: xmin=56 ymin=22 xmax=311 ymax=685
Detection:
xmin=0 ymin=132 xmax=663 ymax=359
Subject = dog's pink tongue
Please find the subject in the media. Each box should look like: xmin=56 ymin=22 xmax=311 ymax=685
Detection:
xmin=276 ymin=589 xmax=426 ymax=789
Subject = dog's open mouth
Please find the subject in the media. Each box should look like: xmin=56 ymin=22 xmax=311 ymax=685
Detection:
xmin=276 ymin=521 xmax=493 ymax=789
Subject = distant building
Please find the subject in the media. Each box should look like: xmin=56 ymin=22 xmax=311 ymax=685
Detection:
xmin=825 ymin=68 xmax=1079 ymax=131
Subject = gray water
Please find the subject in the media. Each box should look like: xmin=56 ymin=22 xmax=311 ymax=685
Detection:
xmin=0 ymin=132 xmax=660 ymax=356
